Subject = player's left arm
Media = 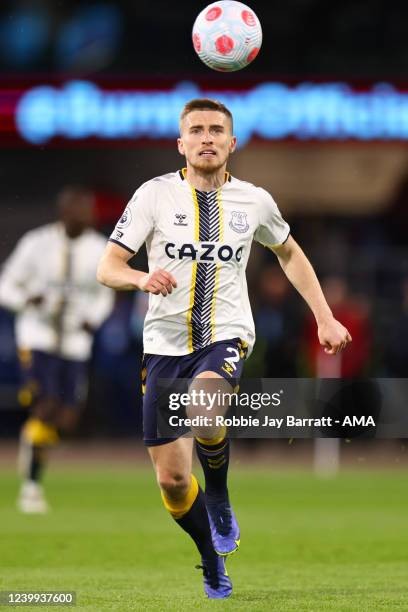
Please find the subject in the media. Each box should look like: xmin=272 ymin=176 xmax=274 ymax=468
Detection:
xmin=270 ymin=235 xmax=352 ymax=355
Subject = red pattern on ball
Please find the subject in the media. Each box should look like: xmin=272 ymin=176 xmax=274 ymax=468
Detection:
xmin=193 ymin=33 xmax=201 ymax=52
xmin=242 ymin=10 xmax=256 ymax=26
xmin=215 ymin=35 xmax=234 ymax=55
xmin=247 ymin=47 xmax=260 ymax=63
xmin=206 ymin=6 xmax=222 ymax=21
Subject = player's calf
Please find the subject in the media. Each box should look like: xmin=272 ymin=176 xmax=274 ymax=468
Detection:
xmin=17 ymin=415 xmax=58 ymax=514
xmin=195 ymin=434 xmax=240 ymax=556
xmin=149 ymin=440 xmax=230 ymax=595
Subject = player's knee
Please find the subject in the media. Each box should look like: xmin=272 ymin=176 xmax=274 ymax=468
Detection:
xmin=157 ymin=471 xmax=190 ymax=499
xmin=57 ymin=407 xmax=80 ymax=433
xmin=32 ymin=398 xmax=59 ymax=423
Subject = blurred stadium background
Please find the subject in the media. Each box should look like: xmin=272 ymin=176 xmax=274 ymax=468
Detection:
xmin=1 ymin=1 xmax=408 ymax=609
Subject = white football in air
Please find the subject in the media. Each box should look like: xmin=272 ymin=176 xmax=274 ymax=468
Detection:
xmin=192 ymin=1 xmax=262 ymax=72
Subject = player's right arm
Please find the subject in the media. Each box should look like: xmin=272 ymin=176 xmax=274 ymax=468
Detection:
xmin=99 ymin=180 xmax=177 ymax=296
xmin=97 ymin=242 xmax=177 ymax=296
xmin=0 ymin=232 xmax=39 ymax=312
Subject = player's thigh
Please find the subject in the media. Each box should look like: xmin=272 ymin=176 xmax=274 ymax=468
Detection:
xmin=60 ymin=358 xmax=88 ymax=408
xmin=187 ymin=338 xmax=247 ymax=438
xmin=187 ymin=372 xmax=232 ymax=439
xmin=57 ymin=406 xmax=81 ymax=432
xmin=195 ymin=370 xmax=223 ymax=379
xmin=56 ymin=358 xmax=87 ymax=431
xmin=148 ymin=437 xmax=194 ymax=487
xmin=18 ymin=349 xmax=55 ymax=401
xmin=188 ymin=370 xmax=231 ymax=417
xmin=18 ymin=349 xmax=60 ymax=419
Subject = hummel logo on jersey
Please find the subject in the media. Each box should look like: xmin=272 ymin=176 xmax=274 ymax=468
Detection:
xmin=174 ymin=212 xmax=188 ymax=226
xmin=229 ymin=211 xmax=249 ymax=233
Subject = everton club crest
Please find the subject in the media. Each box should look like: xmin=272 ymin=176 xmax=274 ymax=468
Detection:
xmin=229 ymin=211 xmax=249 ymax=233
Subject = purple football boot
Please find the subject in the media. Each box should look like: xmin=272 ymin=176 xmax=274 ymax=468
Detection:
xmin=207 ymin=500 xmax=240 ymax=556
xmin=196 ymin=554 xmax=232 ymax=598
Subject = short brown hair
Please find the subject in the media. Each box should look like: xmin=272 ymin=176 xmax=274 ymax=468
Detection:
xmin=180 ymin=98 xmax=233 ymax=132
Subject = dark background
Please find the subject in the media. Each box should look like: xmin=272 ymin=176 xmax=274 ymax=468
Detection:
xmin=0 ymin=0 xmax=407 ymax=439
xmin=1 ymin=0 xmax=407 ymax=78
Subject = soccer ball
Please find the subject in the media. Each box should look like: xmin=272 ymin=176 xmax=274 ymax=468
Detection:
xmin=192 ymin=1 xmax=262 ymax=72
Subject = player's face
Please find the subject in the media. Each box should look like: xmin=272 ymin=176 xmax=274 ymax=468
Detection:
xmin=58 ymin=190 xmax=94 ymax=238
xmin=178 ymin=110 xmax=236 ymax=173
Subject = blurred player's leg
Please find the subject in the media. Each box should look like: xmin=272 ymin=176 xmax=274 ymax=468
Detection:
xmin=18 ymin=405 xmax=59 ymax=513
xmin=148 ymin=437 xmax=232 ymax=599
xmin=17 ymin=351 xmax=58 ymax=513
xmin=17 ymin=351 xmax=86 ymax=513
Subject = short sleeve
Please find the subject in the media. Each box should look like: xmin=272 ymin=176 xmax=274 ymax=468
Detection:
xmin=109 ymin=181 xmax=156 ymax=254
xmin=253 ymin=188 xmax=290 ymax=247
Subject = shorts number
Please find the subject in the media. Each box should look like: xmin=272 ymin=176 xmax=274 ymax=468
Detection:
xmin=224 ymin=347 xmax=240 ymax=372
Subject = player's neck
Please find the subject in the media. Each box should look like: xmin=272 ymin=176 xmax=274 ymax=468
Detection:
xmin=61 ymin=223 xmax=86 ymax=240
xmin=185 ymin=166 xmax=227 ymax=192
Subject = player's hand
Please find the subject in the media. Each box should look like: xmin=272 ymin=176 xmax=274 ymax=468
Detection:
xmin=138 ymin=269 xmax=177 ymax=297
xmin=317 ymin=316 xmax=352 ymax=355
xmin=81 ymin=322 xmax=94 ymax=334
xmin=26 ymin=295 xmax=44 ymax=307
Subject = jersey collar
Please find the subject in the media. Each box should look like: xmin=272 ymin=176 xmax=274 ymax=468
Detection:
xmin=178 ymin=167 xmax=232 ymax=188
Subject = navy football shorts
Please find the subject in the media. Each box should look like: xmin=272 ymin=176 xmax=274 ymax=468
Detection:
xmin=19 ymin=349 xmax=88 ymax=408
xmin=141 ymin=337 xmax=247 ymax=446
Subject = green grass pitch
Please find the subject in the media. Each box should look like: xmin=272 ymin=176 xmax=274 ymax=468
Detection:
xmin=1 ymin=465 xmax=408 ymax=611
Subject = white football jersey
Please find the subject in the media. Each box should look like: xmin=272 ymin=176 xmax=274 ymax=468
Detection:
xmin=109 ymin=169 xmax=290 ymax=357
xmin=0 ymin=223 xmax=114 ymax=360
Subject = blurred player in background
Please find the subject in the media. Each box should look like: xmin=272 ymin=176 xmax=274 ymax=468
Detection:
xmin=97 ymin=99 xmax=351 ymax=599
xmin=0 ymin=186 xmax=114 ymax=513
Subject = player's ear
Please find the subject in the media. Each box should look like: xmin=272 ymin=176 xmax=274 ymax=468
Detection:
xmin=177 ymin=137 xmax=185 ymax=155
xmin=229 ymin=136 xmax=237 ymax=153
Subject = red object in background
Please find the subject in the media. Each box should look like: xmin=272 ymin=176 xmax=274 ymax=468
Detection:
xmin=303 ymin=281 xmax=372 ymax=377
xmin=93 ymin=191 xmax=124 ymax=227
